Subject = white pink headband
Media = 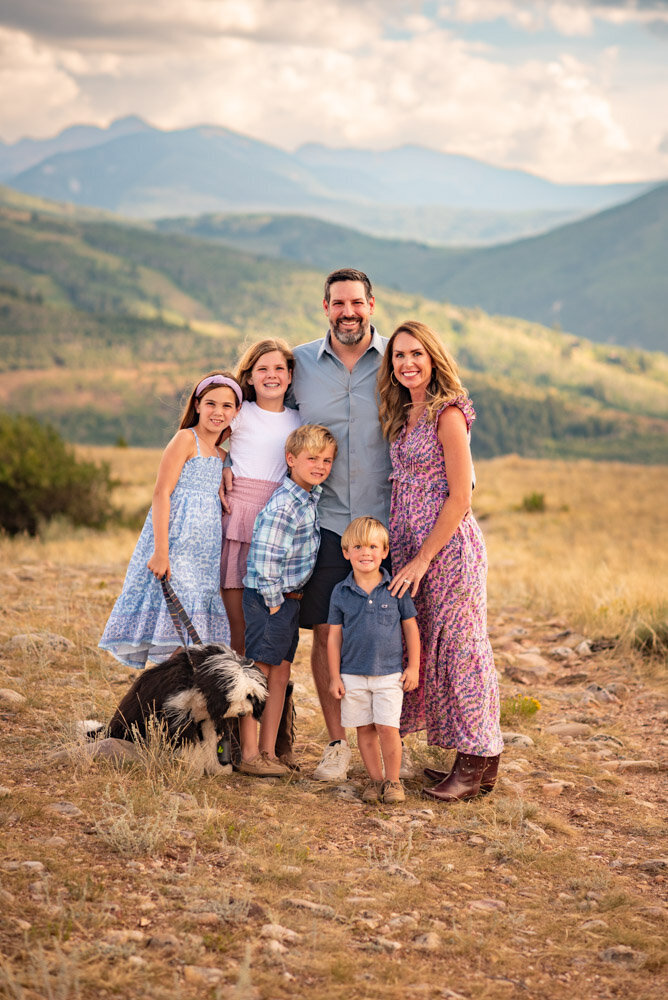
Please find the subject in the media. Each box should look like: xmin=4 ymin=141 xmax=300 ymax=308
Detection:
xmin=195 ymin=374 xmax=242 ymax=406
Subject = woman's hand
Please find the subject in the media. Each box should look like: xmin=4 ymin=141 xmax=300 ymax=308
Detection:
xmin=389 ymin=552 xmax=430 ymax=599
xmin=147 ymin=551 xmax=170 ymax=580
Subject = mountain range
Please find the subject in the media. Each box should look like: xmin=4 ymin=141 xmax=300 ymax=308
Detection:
xmin=158 ymin=181 xmax=668 ymax=353
xmin=0 ymin=187 xmax=666 ymax=462
xmin=1 ymin=117 xmax=651 ymax=246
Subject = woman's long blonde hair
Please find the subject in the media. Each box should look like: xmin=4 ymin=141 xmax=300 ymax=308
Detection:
xmin=378 ymin=321 xmax=466 ymax=442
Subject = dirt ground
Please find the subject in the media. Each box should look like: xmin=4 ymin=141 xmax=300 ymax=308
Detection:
xmin=0 ymin=556 xmax=667 ymax=999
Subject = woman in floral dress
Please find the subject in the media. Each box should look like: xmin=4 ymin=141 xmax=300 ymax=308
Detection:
xmin=377 ymin=320 xmax=503 ymax=801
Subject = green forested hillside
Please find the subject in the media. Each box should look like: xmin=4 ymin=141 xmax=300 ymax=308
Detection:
xmin=158 ymin=183 xmax=668 ymax=352
xmin=1 ymin=191 xmax=666 ymax=461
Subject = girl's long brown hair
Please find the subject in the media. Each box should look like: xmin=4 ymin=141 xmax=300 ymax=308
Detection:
xmin=178 ymin=369 xmax=241 ymax=446
xmin=378 ymin=321 xmax=466 ymax=442
xmin=235 ymin=338 xmax=294 ymax=402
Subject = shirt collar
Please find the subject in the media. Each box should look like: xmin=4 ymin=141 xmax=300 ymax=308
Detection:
xmin=341 ymin=566 xmax=391 ymax=597
xmin=317 ymin=324 xmax=382 ymax=361
xmin=281 ymin=475 xmax=322 ymax=504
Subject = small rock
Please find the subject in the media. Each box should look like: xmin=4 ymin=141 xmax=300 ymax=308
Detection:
xmin=183 ymin=965 xmax=224 ymax=987
xmin=13 ymin=918 xmax=32 ymax=932
xmin=547 ymin=722 xmax=593 ymax=737
xmin=283 ymin=898 xmax=336 ymax=918
xmin=260 ymin=924 xmax=301 ymax=943
xmin=501 ymin=731 xmax=534 ymax=748
xmin=388 ymin=915 xmax=419 ymax=930
xmin=599 ymin=946 xmax=646 ymax=967
xmin=370 ymin=937 xmax=402 ymax=952
xmin=42 ymin=836 xmax=67 ymax=847
xmin=382 ymin=864 xmax=419 ymax=883
xmin=524 ymin=821 xmax=549 ymax=842
xmin=20 ymin=861 xmax=45 ymax=873
xmin=602 ymin=759 xmax=659 ymax=773
xmin=554 ymin=673 xmax=590 ymax=687
xmin=146 ymin=934 xmax=179 ymax=950
xmin=0 ymin=689 xmax=26 ymax=707
xmin=469 ymin=899 xmax=506 ymax=912
xmin=580 ymin=919 xmax=608 ymax=931
xmin=575 ymin=641 xmax=593 ymax=656
xmin=47 ymin=801 xmax=83 ymax=818
xmin=542 ymin=781 xmax=570 ymax=796
xmin=467 ymin=835 xmax=486 ymax=846
xmin=589 ymin=733 xmax=624 ymax=747
xmin=413 ymin=932 xmax=440 ymax=951
xmin=606 ymin=682 xmax=630 ymax=700
xmin=85 ymin=738 xmax=142 ymax=763
xmin=585 ymin=684 xmax=620 ymax=705
xmin=637 ymin=859 xmax=668 ymax=874
xmin=3 ymin=632 xmax=74 ymax=653
xmin=0 ymin=786 xmax=11 ymax=797
xmin=552 ymin=646 xmax=576 ymax=660
xmin=333 ymin=784 xmax=360 ymax=801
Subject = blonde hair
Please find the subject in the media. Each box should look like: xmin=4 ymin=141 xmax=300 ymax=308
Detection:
xmin=378 ymin=320 xmax=466 ymax=442
xmin=285 ymin=424 xmax=338 ymax=459
xmin=341 ymin=516 xmax=389 ymax=552
xmin=236 ymin=338 xmax=294 ymax=402
xmin=178 ymin=369 xmax=241 ymax=445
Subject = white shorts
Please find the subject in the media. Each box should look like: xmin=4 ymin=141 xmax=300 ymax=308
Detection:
xmin=340 ymin=672 xmax=403 ymax=728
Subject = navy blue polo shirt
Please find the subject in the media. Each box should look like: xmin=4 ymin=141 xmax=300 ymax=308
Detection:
xmin=327 ymin=569 xmax=417 ymax=677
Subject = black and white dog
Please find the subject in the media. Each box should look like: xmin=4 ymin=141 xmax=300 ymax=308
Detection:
xmin=93 ymin=644 xmax=268 ymax=775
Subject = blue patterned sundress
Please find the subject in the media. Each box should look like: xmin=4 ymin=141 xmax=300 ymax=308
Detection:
xmin=99 ymin=428 xmax=231 ymax=668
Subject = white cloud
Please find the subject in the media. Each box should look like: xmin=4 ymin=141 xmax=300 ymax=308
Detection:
xmin=0 ymin=2 xmax=667 ymax=183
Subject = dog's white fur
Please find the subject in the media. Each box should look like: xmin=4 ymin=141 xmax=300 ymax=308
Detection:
xmin=99 ymin=643 xmax=268 ymax=777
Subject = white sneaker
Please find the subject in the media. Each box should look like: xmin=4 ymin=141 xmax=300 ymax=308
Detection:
xmin=399 ymin=742 xmax=417 ymax=780
xmin=312 ymin=740 xmax=352 ymax=781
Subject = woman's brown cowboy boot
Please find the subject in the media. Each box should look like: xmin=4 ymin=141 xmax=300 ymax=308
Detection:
xmin=422 ymin=752 xmax=487 ymax=802
xmin=424 ymin=754 xmax=500 ymax=794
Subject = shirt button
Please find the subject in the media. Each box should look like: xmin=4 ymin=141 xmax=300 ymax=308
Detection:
xmin=369 ymin=600 xmax=373 ymax=604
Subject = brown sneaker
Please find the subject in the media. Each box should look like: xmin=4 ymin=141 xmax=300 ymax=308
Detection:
xmin=239 ymin=752 xmax=289 ymax=777
xmin=361 ymin=780 xmax=383 ymax=803
xmin=381 ymin=780 xmax=405 ymax=804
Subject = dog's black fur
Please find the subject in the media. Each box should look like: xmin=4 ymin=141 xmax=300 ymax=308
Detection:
xmin=97 ymin=643 xmax=268 ymax=774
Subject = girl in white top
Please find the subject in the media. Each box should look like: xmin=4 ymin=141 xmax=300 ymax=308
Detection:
xmin=221 ymin=338 xmax=301 ymax=653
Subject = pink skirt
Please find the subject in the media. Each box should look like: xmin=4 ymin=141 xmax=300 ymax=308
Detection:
xmin=220 ymin=477 xmax=281 ymax=589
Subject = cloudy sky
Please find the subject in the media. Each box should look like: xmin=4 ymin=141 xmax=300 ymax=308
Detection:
xmin=1 ymin=0 xmax=667 ymax=183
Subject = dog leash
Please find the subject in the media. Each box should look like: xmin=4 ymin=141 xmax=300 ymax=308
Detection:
xmin=160 ymin=576 xmax=202 ymax=647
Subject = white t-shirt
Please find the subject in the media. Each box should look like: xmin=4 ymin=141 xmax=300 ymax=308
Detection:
xmin=229 ymin=401 xmax=301 ymax=482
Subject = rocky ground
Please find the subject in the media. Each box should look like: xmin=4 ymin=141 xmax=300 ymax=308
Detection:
xmin=0 ymin=559 xmax=666 ymax=1000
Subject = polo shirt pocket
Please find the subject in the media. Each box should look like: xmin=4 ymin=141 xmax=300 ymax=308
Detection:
xmin=378 ymin=603 xmax=396 ymax=627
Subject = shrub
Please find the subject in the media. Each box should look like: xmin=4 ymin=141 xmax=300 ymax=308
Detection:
xmin=521 ymin=491 xmax=546 ymax=512
xmin=500 ymin=695 xmax=541 ymax=726
xmin=0 ymin=413 xmax=115 ymax=535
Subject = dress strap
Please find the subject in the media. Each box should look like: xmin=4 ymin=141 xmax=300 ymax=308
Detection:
xmin=190 ymin=427 xmax=201 ymax=455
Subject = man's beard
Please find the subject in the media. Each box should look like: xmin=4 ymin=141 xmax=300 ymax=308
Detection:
xmin=331 ymin=316 xmax=369 ymax=346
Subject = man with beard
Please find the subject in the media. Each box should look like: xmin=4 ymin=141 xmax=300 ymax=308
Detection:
xmin=291 ymin=268 xmax=393 ymax=781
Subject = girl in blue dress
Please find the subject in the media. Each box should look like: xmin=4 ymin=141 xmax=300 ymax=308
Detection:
xmin=99 ymin=371 xmax=242 ymax=668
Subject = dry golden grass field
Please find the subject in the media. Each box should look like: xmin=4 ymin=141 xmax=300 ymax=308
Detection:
xmin=1 ymin=451 xmax=667 ymax=1000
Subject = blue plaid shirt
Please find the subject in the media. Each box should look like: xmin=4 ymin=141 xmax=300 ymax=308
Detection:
xmin=243 ymin=476 xmax=322 ymax=608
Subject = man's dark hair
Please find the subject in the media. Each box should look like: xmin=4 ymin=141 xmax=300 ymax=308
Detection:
xmin=324 ymin=268 xmax=373 ymax=304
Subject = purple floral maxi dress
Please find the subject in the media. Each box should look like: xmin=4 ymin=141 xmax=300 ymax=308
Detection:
xmin=389 ymin=396 xmax=503 ymax=756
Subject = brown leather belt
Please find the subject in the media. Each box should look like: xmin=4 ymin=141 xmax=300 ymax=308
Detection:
xmin=284 ymin=591 xmax=303 ymax=600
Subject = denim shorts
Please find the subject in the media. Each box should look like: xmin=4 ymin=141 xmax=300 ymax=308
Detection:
xmin=340 ymin=672 xmax=404 ymax=728
xmin=243 ymin=588 xmax=301 ymax=666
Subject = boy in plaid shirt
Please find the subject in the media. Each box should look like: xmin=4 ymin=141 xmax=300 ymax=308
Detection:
xmin=239 ymin=425 xmax=337 ymax=777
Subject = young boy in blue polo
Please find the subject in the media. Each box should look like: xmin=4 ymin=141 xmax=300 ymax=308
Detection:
xmin=327 ymin=516 xmax=420 ymax=803
xmin=239 ymin=424 xmax=337 ymax=778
